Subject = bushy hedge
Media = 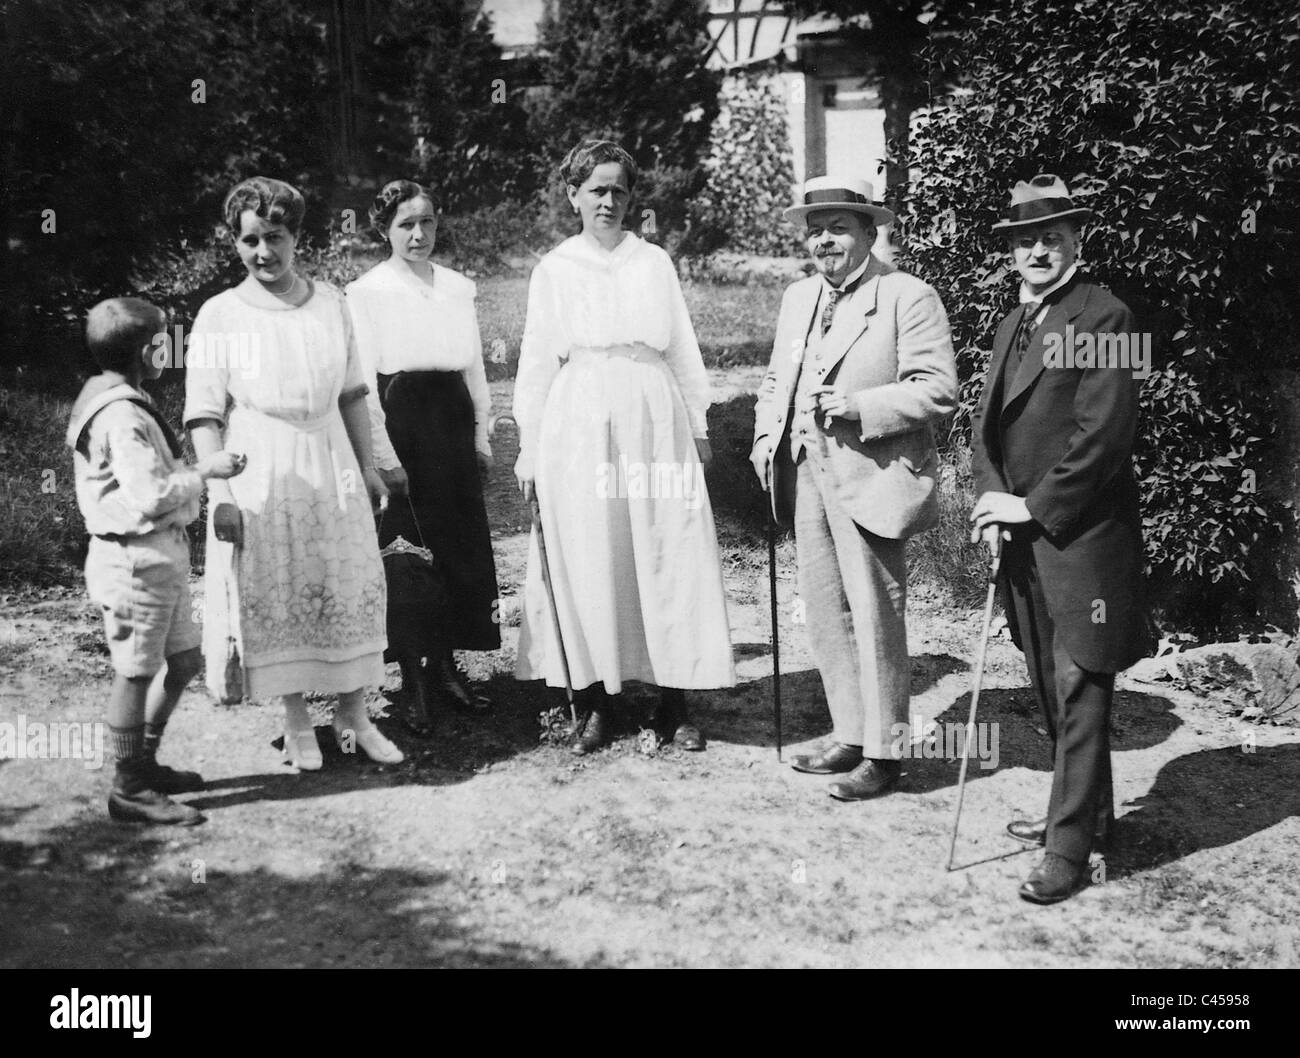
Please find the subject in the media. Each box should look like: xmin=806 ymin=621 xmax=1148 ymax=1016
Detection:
xmin=364 ymin=0 xmax=540 ymax=211
xmin=2 ymin=0 xmax=332 ymax=380
xmin=529 ymin=0 xmax=722 ymax=249
xmin=899 ymin=0 xmax=1300 ymax=631
xmin=689 ymin=70 xmax=801 ymax=257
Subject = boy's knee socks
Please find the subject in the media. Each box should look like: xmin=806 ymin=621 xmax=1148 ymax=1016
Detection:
xmin=109 ymin=723 xmax=146 ymax=790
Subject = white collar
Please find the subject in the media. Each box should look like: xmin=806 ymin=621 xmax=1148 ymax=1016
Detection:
xmin=1020 ymin=263 xmax=1078 ymax=305
xmin=821 ymin=255 xmax=873 ymax=295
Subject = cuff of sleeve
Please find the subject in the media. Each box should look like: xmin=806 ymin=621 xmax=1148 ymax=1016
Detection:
xmin=474 ymin=422 xmax=491 ymax=454
xmin=853 ymin=393 xmax=880 ymax=442
xmin=1024 ymin=489 xmax=1064 ymax=536
xmin=339 ymin=384 xmax=370 ymax=405
xmin=184 ymin=411 xmax=226 ymax=430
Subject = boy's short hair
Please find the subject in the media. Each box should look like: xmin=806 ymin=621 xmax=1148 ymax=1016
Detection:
xmin=85 ymin=297 xmax=165 ymax=373
xmin=222 ymin=176 xmax=306 ymax=236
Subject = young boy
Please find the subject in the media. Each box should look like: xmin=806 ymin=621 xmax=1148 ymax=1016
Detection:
xmin=68 ymin=297 xmax=245 ymax=825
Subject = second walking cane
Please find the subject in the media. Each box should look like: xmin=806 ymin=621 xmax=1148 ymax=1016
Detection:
xmin=947 ymin=534 xmax=1003 ymax=870
xmin=768 ymin=517 xmax=782 ymax=761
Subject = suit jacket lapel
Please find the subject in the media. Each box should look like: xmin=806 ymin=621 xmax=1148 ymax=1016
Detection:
xmin=784 ymin=278 xmax=822 ymax=400
xmin=1002 ymin=275 xmax=1089 ymax=410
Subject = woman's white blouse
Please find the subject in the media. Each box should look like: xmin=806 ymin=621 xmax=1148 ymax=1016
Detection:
xmin=345 ymin=259 xmax=492 ymax=461
xmin=513 ymin=233 xmax=712 ymax=466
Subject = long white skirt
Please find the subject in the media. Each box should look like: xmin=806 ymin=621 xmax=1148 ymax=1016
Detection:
xmin=202 ymin=404 xmax=387 ymax=701
xmin=515 ymin=353 xmax=735 ymax=692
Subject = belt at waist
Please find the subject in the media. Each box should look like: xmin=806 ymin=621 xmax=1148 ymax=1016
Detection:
xmin=229 ymin=403 xmax=335 ymax=432
xmin=93 ymin=524 xmax=188 ymax=545
xmin=567 ymin=343 xmax=663 ymax=364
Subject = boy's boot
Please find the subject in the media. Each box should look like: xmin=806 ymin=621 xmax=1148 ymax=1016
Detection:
xmin=142 ymin=722 xmax=204 ymax=793
xmin=108 ymin=726 xmax=204 ymax=826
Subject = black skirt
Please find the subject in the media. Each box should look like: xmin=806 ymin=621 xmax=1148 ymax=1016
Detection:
xmin=376 ymin=369 xmax=501 ymax=655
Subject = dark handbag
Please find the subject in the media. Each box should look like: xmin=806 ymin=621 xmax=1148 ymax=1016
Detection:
xmin=379 ymin=496 xmax=448 ymax=633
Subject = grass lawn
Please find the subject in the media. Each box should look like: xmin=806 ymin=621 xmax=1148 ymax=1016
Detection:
xmin=476 ymin=273 xmax=787 ymax=374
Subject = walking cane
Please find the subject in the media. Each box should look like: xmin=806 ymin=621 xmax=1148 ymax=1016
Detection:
xmin=767 ymin=516 xmax=783 ymax=761
xmin=488 ymin=413 xmax=578 ymax=729
xmin=529 ymin=493 xmax=577 ymax=727
xmin=947 ymin=532 xmax=1003 ymax=870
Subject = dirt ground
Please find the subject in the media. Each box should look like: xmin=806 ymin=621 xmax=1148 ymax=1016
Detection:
xmin=2 ymin=378 xmax=1298 ymax=968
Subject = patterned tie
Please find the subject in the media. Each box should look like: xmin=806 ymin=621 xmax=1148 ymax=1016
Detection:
xmin=820 ymin=287 xmax=842 ymax=336
xmin=1013 ymin=299 xmax=1043 ymax=370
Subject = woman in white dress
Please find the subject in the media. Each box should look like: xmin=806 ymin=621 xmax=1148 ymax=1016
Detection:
xmin=185 ymin=176 xmax=403 ymax=770
xmin=513 ymin=140 xmax=735 ymax=754
xmin=346 ymin=180 xmax=501 ymax=736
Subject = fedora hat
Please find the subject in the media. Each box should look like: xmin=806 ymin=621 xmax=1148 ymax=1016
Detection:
xmin=991 ymin=174 xmax=1095 ymax=233
xmin=784 ymin=175 xmax=896 ymax=227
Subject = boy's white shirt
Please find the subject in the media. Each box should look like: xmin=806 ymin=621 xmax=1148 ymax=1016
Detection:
xmin=68 ymin=381 xmax=203 ymax=537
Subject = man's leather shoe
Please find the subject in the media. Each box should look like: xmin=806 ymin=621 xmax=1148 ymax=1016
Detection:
xmin=1018 ymin=852 xmax=1086 ymax=904
xmin=827 ymin=758 xmax=901 ymax=800
xmin=571 ymin=708 xmax=611 ymax=755
xmin=790 ymin=742 xmax=863 ymax=775
xmin=1007 ymin=813 xmax=1115 ymax=852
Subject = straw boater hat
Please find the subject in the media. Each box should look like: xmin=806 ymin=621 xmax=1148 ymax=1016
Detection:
xmin=784 ymin=175 xmax=896 ymax=227
xmin=990 ymin=174 xmax=1095 ymax=233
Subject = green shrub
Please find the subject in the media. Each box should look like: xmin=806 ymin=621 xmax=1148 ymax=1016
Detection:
xmin=363 ymin=0 xmax=540 ymax=211
xmin=3 ymin=0 xmax=333 ymax=376
xmin=907 ymin=444 xmax=989 ymax=609
xmin=900 ymin=0 xmax=1300 ymax=632
xmin=528 ymin=0 xmax=722 ymax=247
xmin=0 ymin=388 xmax=82 ymax=585
xmin=689 ymin=70 xmax=802 ymax=258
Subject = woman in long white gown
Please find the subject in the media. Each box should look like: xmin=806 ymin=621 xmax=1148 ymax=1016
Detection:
xmin=513 ymin=140 xmax=735 ymax=754
xmin=186 ymin=176 xmax=403 ymax=771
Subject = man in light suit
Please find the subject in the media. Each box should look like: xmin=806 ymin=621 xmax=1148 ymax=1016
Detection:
xmin=751 ymin=176 xmax=958 ymax=800
xmin=970 ymin=174 xmax=1153 ymax=903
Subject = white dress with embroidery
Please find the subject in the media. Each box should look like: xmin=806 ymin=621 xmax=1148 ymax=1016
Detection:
xmin=184 ymin=277 xmax=387 ymax=700
xmin=512 ymin=233 xmax=735 ymax=692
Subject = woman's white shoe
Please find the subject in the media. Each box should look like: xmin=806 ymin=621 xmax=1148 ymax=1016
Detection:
xmin=334 ymin=722 xmax=405 ymax=764
xmin=282 ymin=726 xmax=324 ymax=771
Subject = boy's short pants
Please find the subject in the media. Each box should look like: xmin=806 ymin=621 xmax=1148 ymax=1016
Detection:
xmin=85 ymin=525 xmax=201 ymax=678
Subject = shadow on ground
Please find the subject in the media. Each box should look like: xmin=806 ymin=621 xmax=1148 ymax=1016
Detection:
xmin=0 ymin=814 xmax=592 ymax=968
xmin=1104 ymin=742 xmax=1300 ymax=879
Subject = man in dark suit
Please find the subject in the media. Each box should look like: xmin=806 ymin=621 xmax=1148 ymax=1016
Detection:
xmin=970 ymin=174 xmax=1153 ymax=904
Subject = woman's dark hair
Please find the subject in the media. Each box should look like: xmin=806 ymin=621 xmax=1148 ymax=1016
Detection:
xmin=369 ymin=180 xmax=439 ymax=235
xmin=559 ymin=140 xmax=638 ymax=191
xmin=222 ymin=176 xmax=306 ymax=236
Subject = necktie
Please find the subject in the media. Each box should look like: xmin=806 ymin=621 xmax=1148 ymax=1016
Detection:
xmin=1013 ymin=300 xmax=1042 ymax=370
xmin=820 ymin=287 xmax=842 ymax=336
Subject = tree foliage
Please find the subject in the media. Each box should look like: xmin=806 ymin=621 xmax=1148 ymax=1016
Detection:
xmin=1 ymin=0 xmax=332 ymax=378
xmin=689 ymin=71 xmax=798 ymax=257
xmin=899 ymin=0 xmax=1300 ymax=628
xmin=362 ymin=0 xmax=538 ymax=212
xmin=529 ymin=0 xmax=722 ymax=246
